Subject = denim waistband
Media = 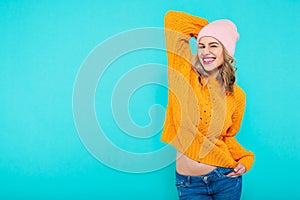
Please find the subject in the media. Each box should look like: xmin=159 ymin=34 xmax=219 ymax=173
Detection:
xmin=176 ymin=167 xmax=235 ymax=183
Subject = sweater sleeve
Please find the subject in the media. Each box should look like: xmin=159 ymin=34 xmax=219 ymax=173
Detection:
xmin=224 ymin=86 xmax=254 ymax=171
xmin=164 ymin=11 xmax=208 ymax=78
xmin=161 ymin=93 xmax=176 ymax=142
xmin=161 ymin=11 xmax=208 ymax=143
xmin=224 ymin=137 xmax=254 ymax=172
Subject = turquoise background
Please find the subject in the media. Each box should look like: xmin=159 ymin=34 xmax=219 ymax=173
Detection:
xmin=1 ymin=0 xmax=300 ymax=199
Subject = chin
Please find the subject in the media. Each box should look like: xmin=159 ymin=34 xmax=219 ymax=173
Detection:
xmin=203 ymin=66 xmax=217 ymax=72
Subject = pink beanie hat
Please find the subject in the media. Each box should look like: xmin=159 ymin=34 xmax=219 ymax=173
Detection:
xmin=197 ymin=19 xmax=239 ymax=56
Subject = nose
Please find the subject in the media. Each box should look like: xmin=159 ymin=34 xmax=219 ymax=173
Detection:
xmin=200 ymin=47 xmax=210 ymax=55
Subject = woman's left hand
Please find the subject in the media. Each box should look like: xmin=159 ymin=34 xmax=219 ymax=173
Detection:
xmin=226 ymin=163 xmax=246 ymax=177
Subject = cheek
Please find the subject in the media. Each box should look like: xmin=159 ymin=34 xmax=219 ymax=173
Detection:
xmin=215 ymin=50 xmax=224 ymax=64
xmin=197 ymin=50 xmax=203 ymax=58
xmin=197 ymin=52 xmax=203 ymax=62
xmin=212 ymin=48 xmax=223 ymax=56
xmin=219 ymin=54 xmax=225 ymax=64
xmin=216 ymin=57 xmax=224 ymax=67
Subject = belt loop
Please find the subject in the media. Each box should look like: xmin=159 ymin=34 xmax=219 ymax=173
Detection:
xmin=187 ymin=176 xmax=191 ymax=184
xmin=214 ymin=167 xmax=222 ymax=177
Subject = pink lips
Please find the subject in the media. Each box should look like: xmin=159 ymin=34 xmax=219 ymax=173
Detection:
xmin=202 ymin=56 xmax=216 ymax=65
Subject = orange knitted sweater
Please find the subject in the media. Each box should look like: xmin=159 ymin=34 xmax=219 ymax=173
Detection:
xmin=161 ymin=11 xmax=254 ymax=171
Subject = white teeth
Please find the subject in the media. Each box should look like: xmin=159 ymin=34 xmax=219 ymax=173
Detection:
xmin=203 ymin=58 xmax=215 ymax=62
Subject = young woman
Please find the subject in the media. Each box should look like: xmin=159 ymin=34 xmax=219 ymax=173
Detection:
xmin=161 ymin=11 xmax=254 ymax=200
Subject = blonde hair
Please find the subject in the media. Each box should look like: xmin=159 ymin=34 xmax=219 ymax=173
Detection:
xmin=191 ymin=47 xmax=236 ymax=94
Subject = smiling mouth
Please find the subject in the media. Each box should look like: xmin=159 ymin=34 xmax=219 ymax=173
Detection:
xmin=202 ymin=57 xmax=216 ymax=65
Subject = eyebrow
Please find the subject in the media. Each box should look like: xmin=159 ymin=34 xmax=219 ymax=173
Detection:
xmin=198 ymin=42 xmax=220 ymax=45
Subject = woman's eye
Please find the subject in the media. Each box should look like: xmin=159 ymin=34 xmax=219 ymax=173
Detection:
xmin=198 ymin=45 xmax=205 ymax=49
xmin=210 ymin=45 xmax=218 ymax=48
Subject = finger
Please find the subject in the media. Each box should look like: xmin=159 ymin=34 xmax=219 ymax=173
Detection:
xmin=235 ymin=169 xmax=244 ymax=176
xmin=234 ymin=163 xmax=243 ymax=170
xmin=234 ymin=164 xmax=245 ymax=171
xmin=234 ymin=166 xmax=245 ymax=176
xmin=226 ymin=172 xmax=238 ymax=177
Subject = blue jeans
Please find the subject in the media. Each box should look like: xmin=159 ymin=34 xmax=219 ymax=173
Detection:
xmin=175 ymin=167 xmax=242 ymax=200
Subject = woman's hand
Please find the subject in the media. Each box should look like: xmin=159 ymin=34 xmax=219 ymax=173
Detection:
xmin=226 ymin=163 xmax=246 ymax=177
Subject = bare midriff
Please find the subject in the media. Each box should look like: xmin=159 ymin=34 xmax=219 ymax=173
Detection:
xmin=176 ymin=151 xmax=217 ymax=176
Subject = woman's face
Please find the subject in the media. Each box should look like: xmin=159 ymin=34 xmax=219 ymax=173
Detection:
xmin=197 ymin=36 xmax=224 ymax=76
